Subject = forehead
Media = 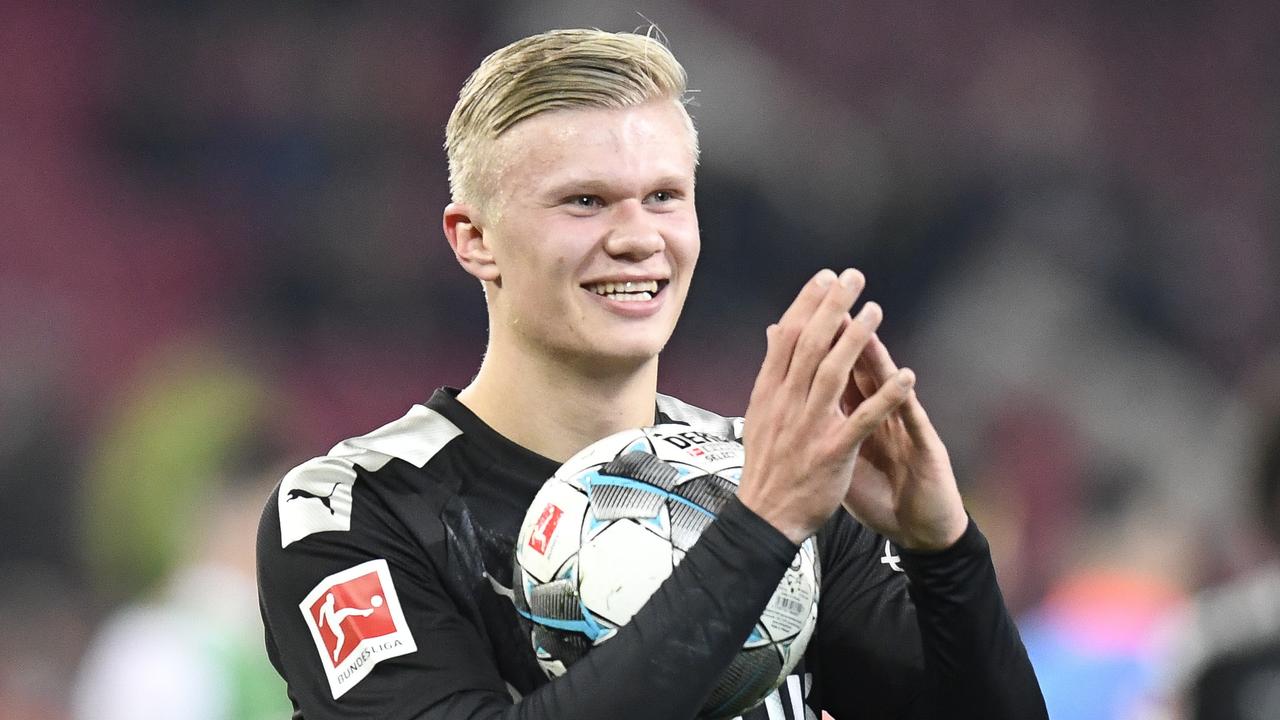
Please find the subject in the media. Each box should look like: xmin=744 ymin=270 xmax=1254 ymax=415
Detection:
xmin=489 ymin=101 xmax=697 ymax=195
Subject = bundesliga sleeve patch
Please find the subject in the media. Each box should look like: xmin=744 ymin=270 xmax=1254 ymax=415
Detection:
xmin=300 ymin=558 xmax=417 ymax=699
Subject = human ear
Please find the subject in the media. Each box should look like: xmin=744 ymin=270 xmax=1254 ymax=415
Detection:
xmin=443 ymin=202 xmax=500 ymax=282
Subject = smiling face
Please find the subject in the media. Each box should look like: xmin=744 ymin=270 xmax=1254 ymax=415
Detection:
xmin=455 ymin=100 xmax=700 ymax=375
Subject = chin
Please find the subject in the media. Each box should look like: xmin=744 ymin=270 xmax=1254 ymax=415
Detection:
xmin=571 ymin=337 xmax=666 ymax=375
xmin=596 ymin=344 xmax=664 ymax=368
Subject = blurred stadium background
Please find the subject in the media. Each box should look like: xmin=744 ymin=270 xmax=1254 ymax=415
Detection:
xmin=2 ymin=1 xmax=1277 ymax=718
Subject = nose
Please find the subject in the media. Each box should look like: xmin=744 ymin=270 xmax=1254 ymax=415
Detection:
xmin=602 ymin=199 xmax=665 ymax=261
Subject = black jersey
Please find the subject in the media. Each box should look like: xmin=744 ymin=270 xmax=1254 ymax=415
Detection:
xmin=257 ymin=388 xmax=1046 ymax=719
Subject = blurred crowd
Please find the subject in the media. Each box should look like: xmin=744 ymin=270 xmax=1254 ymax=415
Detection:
xmin=2 ymin=1 xmax=1277 ymax=718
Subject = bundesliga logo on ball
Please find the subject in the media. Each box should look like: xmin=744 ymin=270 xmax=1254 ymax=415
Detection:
xmin=513 ymin=425 xmax=820 ymax=719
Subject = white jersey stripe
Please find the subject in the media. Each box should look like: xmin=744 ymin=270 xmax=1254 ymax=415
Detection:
xmin=279 ymin=404 xmax=462 ymax=548
xmin=760 ymin=688 xmax=786 ymax=720
xmin=786 ymin=674 xmax=805 ymax=720
xmin=655 ymin=394 xmax=741 ymax=441
xmin=330 ymin=404 xmax=464 ymax=467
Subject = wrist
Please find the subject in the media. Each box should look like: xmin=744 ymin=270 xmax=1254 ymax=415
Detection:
xmin=896 ymin=508 xmax=970 ymax=551
xmin=736 ymin=493 xmax=810 ymax=546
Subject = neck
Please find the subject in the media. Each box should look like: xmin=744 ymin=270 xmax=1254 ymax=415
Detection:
xmin=458 ymin=338 xmax=659 ymax=463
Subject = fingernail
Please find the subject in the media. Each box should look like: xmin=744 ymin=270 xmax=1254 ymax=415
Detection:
xmin=838 ymin=268 xmax=858 ymax=287
xmin=859 ymin=301 xmax=880 ymax=324
xmin=897 ymin=368 xmax=915 ymax=387
xmin=814 ymin=269 xmax=836 ymax=287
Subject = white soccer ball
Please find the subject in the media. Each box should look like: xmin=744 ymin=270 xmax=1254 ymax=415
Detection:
xmin=513 ymin=424 xmax=820 ymax=719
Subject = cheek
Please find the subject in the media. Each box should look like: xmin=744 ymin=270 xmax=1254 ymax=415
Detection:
xmin=497 ymin=237 xmax=575 ymax=286
xmin=685 ymin=232 xmax=702 ymax=266
xmin=669 ymin=217 xmax=701 ymax=268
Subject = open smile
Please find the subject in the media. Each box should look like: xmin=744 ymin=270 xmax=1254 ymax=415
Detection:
xmin=582 ymin=279 xmax=669 ymax=302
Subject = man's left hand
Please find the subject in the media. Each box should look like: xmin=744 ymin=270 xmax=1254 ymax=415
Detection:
xmin=840 ymin=332 xmax=969 ymax=551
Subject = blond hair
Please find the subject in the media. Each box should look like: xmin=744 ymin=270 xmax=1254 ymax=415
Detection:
xmin=445 ymin=28 xmax=696 ymax=208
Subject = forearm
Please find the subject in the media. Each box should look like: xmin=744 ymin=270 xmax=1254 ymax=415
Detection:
xmin=898 ymin=519 xmax=1047 ymax=720
xmin=430 ymin=498 xmax=800 ymax=720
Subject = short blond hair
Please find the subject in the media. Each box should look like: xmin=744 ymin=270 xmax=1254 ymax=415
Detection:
xmin=445 ymin=28 xmax=696 ymax=208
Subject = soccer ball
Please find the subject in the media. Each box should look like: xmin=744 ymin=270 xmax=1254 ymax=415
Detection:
xmin=513 ymin=424 xmax=820 ymax=719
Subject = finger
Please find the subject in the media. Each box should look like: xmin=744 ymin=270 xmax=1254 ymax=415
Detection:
xmin=868 ymin=335 xmax=935 ymax=446
xmin=785 ymin=269 xmax=865 ymax=393
xmin=750 ymin=323 xmax=785 ymax=403
xmin=840 ymin=373 xmax=867 ymax=416
xmin=777 ymin=268 xmax=858 ymax=330
xmin=861 ymin=333 xmax=900 ymax=385
xmin=839 ymin=318 xmax=870 ymax=415
xmin=852 ymin=344 xmax=879 ymax=400
xmin=756 ymin=269 xmax=841 ymax=391
xmin=810 ymin=301 xmax=881 ymax=410
xmin=841 ymin=367 xmax=915 ymax=447
xmin=899 ymin=388 xmax=937 ymax=447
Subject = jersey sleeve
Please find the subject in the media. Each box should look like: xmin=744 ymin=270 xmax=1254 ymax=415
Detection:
xmin=258 ymin=474 xmax=802 ymax=719
xmin=810 ymin=513 xmax=1047 ymax=719
xmin=257 ymin=477 xmax=510 ymax=717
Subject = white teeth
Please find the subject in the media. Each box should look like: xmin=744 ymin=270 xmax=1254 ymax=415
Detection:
xmin=609 ymin=292 xmax=652 ymax=302
xmin=587 ymin=280 xmax=660 ymax=297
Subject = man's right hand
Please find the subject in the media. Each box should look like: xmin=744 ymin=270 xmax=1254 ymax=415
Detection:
xmin=737 ymin=268 xmax=916 ymax=545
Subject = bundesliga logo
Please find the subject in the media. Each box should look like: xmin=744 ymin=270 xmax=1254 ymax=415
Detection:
xmin=527 ymin=502 xmax=564 ymax=555
xmin=308 ymin=577 xmax=391 ymax=666
xmin=300 ymin=558 xmax=417 ymax=698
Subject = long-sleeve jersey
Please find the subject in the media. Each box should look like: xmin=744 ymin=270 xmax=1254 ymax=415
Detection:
xmin=256 ymin=387 xmax=1047 ymax=719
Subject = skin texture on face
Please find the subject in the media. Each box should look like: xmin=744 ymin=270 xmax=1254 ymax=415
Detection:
xmin=451 ymin=100 xmax=700 ymax=378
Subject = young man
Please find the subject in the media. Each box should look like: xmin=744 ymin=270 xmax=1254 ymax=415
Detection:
xmin=256 ymin=29 xmax=1047 ymax=719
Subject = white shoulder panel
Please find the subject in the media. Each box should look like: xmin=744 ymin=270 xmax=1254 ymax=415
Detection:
xmin=279 ymin=404 xmax=462 ymax=548
xmin=655 ymin=394 xmax=743 ymax=442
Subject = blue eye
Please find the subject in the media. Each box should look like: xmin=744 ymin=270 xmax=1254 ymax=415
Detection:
xmin=571 ymin=195 xmax=601 ymax=208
